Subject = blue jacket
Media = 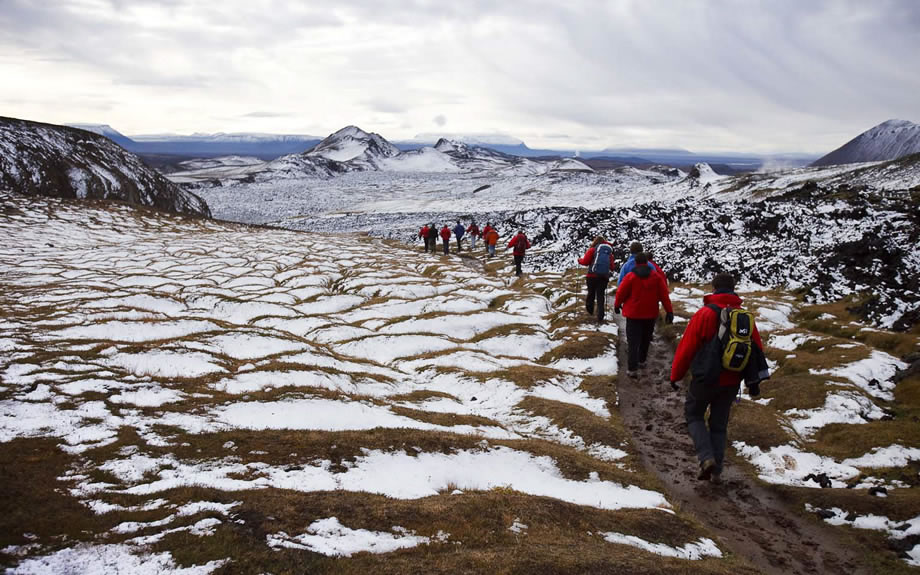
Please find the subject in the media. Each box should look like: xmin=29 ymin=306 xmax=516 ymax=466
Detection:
xmin=453 ymin=224 xmax=465 ymax=239
xmin=617 ymin=255 xmax=658 ymax=285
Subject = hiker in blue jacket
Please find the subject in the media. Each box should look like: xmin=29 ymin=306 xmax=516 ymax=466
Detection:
xmin=617 ymin=241 xmax=658 ymax=286
xmin=453 ymin=222 xmax=465 ymax=251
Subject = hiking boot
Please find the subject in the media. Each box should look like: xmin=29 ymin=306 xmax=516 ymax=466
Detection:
xmin=710 ymin=470 xmax=723 ymax=485
xmin=627 ymin=370 xmax=638 ymax=379
xmin=697 ymin=458 xmax=716 ymax=481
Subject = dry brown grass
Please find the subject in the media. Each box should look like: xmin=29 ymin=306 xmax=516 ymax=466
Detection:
xmin=152 ymin=490 xmax=757 ymax=575
xmin=730 ymin=401 xmax=793 ymax=449
xmin=539 ymin=332 xmax=611 ymax=364
xmin=471 ymin=365 xmax=566 ymax=390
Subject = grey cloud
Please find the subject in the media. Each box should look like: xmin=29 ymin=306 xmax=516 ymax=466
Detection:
xmin=241 ymin=111 xmax=290 ymax=118
xmin=1 ymin=0 xmax=918 ymax=152
xmin=433 ymin=115 xmax=447 ymax=126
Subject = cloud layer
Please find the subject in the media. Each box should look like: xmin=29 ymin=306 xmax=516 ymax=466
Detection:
xmin=1 ymin=0 xmax=918 ymax=153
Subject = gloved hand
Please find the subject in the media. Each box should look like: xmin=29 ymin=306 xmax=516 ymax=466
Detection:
xmin=614 ymin=306 xmax=621 ymax=315
xmin=747 ymin=381 xmax=761 ymax=398
xmin=665 ymin=312 xmax=674 ymax=324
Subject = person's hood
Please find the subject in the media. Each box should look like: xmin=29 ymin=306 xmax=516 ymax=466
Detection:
xmin=634 ymin=263 xmax=652 ymax=278
xmin=702 ymin=292 xmax=743 ymax=308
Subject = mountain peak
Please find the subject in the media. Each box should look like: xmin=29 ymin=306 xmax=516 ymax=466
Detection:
xmin=813 ymin=119 xmax=920 ymax=166
xmin=308 ymin=125 xmax=399 ymax=163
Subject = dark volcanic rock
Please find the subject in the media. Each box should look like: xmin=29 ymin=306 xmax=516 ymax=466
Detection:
xmin=0 ymin=116 xmax=210 ymax=217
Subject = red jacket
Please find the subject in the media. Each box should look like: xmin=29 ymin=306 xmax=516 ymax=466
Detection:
xmin=613 ymin=264 xmax=673 ymax=320
xmin=507 ymin=234 xmax=531 ymax=255
xmin=440 ymin=227 xmax=451 ymax=241
xmin=670 ymin=292 xmax=765 ymax=387
xmin=467 ymin=224 xmax=480 ymax=236
xmin=578 ymin=243 xmax=615 ymax=278
xmin=419 ymin=226 xmax=429 ymax=238
xmin=482 ymin=225 xmax=493 ymax=238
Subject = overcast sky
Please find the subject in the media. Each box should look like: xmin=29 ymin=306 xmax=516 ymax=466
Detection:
xmin=1 ymin=0 xmax=918 ymax=153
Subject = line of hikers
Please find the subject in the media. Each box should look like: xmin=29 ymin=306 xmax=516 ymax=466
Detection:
xmin=418 ymin=221 xmax=531 ymax=276
xmin=579 ymin=238 xmax=769 ymax=485
xmin=415 ymin=226 xmax=769 ymax=483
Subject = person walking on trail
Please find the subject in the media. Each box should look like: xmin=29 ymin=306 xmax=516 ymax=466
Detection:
xmin=613 ymin=252 xmax=673 ymax=377
xmin=507 ymin=230 xmax=531 ymax=277
xmin=419 ymin=224 xmax=430 ymax=253
xmin=453 ymin=221 xmax=465 ymax=251
xmin=485 ymin=227 xmax=499 ymax=258
xmin=669 ymin=272 xmax=769 ymax=484
xmin=439 ymin=225 xmax=451 ymax=255
xmin=578 ymin=236 xmax=615 ymax=323
xmin=617 ymin=241 xmax=658 ymax=286
xmin=425 ymin=224 xmax=438 ymax=254
xmin=467 ymin=221 xmax=481 ymax=251
xmin=482 ymin=222 xmax=494 ymax=254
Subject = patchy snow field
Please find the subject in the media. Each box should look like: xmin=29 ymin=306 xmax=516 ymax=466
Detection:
xmin=1 ymin=192 xmax=735 ymax=573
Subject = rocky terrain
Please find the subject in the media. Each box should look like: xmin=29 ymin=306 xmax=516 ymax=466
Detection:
xmin=0 ymin=117 xmax=210 ymax=218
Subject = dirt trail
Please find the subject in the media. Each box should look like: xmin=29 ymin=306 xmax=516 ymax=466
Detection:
xmin=613 ymin=314 xmax=869 ymax=575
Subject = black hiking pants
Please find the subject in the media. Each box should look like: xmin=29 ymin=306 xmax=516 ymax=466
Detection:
xmin=423 ymin=237 xmax=429 ymax=252
xmin=442 ymin=239 xmax=449 ymax=254
xmin=685 ymin=381 xmax=739 ymax=473
xmin=514 ymin=255 xmax=524 ymax=276
xmin=585 ymin=276 xmax=609 ymax=322
xmin=456 ymin=237 xmax=462 ymax=251
xmin=625 ymin=317 xmax=656 ymax=371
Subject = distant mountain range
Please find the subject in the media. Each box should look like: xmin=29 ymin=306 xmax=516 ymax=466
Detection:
xmin=68 ymin=124 xmax=324 ymax=160
xmin=812 ymin=119 xmax=920 ymax=166
xmin=68 ymin=123 xmax=817 ymax=171
xmin=167 ymin=126 xmax=598 ymax=185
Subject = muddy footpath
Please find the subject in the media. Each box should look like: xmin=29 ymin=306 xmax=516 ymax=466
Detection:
xmin=614 ymin=315 xmax=869 ymax=575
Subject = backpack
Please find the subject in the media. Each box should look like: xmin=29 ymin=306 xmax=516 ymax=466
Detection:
xmin=589 ymin=244 xmax=612 ymax=276
xmin=691 ymin=304 xmax=756 ymax=385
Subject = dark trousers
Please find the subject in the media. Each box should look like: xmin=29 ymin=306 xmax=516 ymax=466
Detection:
xmin=585 ymin=276 xmax=609 ymax=322
xmin=685 ymin=382 xmax=739 ymax=472
xmin=625 ymin=317 xmax=656 ymax=371
xmin=442 ymin=239 xmax=449 ymax=254
xmin=456 ymin=237 xmax=462 ymax=251
xmin=513 ymin=255 xmax=524 ymax=276
xmin=423 ymin=238 xmax=429 ymax=252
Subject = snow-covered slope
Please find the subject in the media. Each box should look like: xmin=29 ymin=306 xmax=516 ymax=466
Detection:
xmin=307 ymin=125 xmax=401 ymax=164
xmin=813 ymin=119 xmax=920 ymax=166
xmin=0 ymin=117 xmax=210 ymax=217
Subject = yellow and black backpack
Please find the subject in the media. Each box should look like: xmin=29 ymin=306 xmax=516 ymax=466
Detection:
xmin=691 ymin=304 xmax=757 ymax=385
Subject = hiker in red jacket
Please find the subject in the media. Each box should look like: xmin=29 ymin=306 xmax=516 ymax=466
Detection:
xmin=439 ymin=225 xmax=451 ymax=255
xmin=419 ymin=224 xmax=430 ymax=252
xmin=481 ymin=222 xmax=494 ymax=254
xmin=507 ymin=230 xmax=531 ymax=277
xmin=466 ymin=221 xmax=481 ymax=251
xmin=613 ymin=252 xmax=673 ymax=377
xmin=670 ymin=272 xmax=769 ymax=484
xmin=578 ymin=236 xmax=615 ymax=323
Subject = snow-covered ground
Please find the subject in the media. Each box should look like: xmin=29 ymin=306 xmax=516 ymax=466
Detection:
xmin=2 ymin=190 xmax=918 ymax=570
xmin=0 ymin=191 xmax=693 ymax=571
